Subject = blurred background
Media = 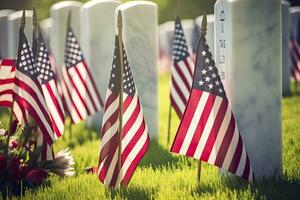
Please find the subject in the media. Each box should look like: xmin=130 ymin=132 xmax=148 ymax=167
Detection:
xmin=0 ymin=0 xmax=300 ymax=23
xmin=2 ymin=0 xmax=213 ymax=23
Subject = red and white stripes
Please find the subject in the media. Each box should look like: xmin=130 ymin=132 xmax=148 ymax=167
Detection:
xmin=171 ymin=89 xmax=253 ymax=181
xmin=170 ymin=56 xmax=194 ymax=118
xmin=62 ymin=61 xmax=103 ymax=123
xmin=290 ymin=39 xmax=300 ymax=81
xmin=0 ymin=59 xmax=15 ymax=108
xmin=98 ymin=90 xmax=149 ymax=188
xmin=13 ymin=70 xmax=55 ymax=144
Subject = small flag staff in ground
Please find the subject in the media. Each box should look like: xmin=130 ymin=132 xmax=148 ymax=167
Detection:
xmin=170 ymin=13 xmax=254 ymax=182
xmin=167 ymin=16 xmax=194 ymax=145
xmin=61 ymin=12 xmax=103 ymax=124
xmin=98 ymin=11 xmax=150 ymax=189
xmin=12 ymin=10 xmax=55 ymax=144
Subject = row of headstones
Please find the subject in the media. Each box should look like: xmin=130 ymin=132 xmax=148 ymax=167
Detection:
xmin=158 ymin=1 xmax=300 ymax=99
xmin=0 ymin=0 xmax=295 ymax=179
xmin=0 ymin=0 xmax=159 ymax=139
xmin=158 ymin=14 xmax=214 ymax=72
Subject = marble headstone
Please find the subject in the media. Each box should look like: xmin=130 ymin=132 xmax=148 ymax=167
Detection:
xmin=158 ymin=21 xmax=173 ymax=72
xmin=81 ymin=0 xmax=121 ymax=130
xmin=215 ymin=0 xmax=282 ymax=179
xmin=7 ymin=10 xmax=33 ymax=59
xmin=0 ymin=9 xmax=14 ymax=58
xmin=282 ymin=1 xmax=291 ymax=96
xmin=290 ymin=6 xmax=300 ymax=39
xmin=181 ymin=19 xmax=195 ymax=49
xmin=50 ymin=1 xmax=82 ymax=78
xmin=116 ymin=1 xmax=158 ymax=138
xmin=195 ymin=14 xmax=215 ymax=56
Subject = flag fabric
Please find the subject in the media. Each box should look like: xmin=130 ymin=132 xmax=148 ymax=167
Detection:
xmin=290 ymin=36 xmax=300 ymax=82
xmin=61 ymin=27 xmax=103 ymax=123
xmin=170 ymin=17 xmax=194 ymax=118
xmin=13 ymin=28 xmax=55 ymax=144
xmin=0 ymin=59 xmax=28 ymax=124
xmin=35 ymin=32 xmax=65 ymax=139
xmin=98 ymin=36 xmax=150 ymax=188
xmin=0 ymin=59 xmax=15 ymax=108
xmin=170 ymin=34 xmax=254 ymax=181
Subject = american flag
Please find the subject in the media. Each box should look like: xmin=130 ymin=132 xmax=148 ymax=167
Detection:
xmin=170 ymin=17 xmax=194 ymax=118
xmin=170 ymin=34 xmax=254 ymax=181
xmin=0 ymin=59 xmax=28 ymax=124
xmin=35 ymin=32 xmax=65 ymax=138
xmin=98 ymin=36 xmax=150 ymax=188
xmin=290 ymin=36 xmax=300 ymax=81
xmin=13 ymin=28 xmax=55 ymax=144
xmin=61 ymin=27 xmax=103 ymax=123
xmin=0 ymin=59 xmax=15 ymax=108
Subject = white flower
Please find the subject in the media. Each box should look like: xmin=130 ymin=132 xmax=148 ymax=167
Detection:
xmin=0 ymin=128 xmax=6 ymax=136
xmin=41 ymin=148 xmax=75 ymax=177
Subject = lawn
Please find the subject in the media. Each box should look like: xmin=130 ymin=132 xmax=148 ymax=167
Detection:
xmin=1 ymin=74 xmax=300 ymax=200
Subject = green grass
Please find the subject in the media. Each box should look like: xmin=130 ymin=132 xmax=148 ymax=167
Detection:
xmin=1 ymin=74 xmax=300 ymax=199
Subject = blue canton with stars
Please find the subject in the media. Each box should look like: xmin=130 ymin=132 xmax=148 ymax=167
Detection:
xmin=193 ymin=36 xmax=226 ymax=98
xmin=35 ymin=33 xmax=55 ymax=84
xmin=64 ymin=27 xmax=84 ymax=69
xmin=108 ymin=36 xmax=136 ymax=97
xmin=16 ymin=30 xmax=39 ymax=79
xmin=173 ymin=17 xmax=190 ymax=64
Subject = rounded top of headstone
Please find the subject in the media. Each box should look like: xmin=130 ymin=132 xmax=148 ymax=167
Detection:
xmin=290 ymin=6 xmax=300 ymax=13
xmin=195 ymin=14 xmax=214 ymax=25
xmin=117 ymin=0 xmax=157 ymax=11
xmin=8 ymin=10 xmax=33 ymax=21
xmin=82 ymin=0 xmax=120 ymax=9
xmin=51 ymin=1 xmax=82 ymax=10
xmin=0 ymin=9 xmax=15 ymax=18
xmin=159 ymin=21 xmax=174 ymax=32
xmin=40 ymin=18 xmax=53 ymax=29
xmin=181 ymin=19 xmax=195 ymax=29
xmin=282 ymin=0 xmax=290 ymax=6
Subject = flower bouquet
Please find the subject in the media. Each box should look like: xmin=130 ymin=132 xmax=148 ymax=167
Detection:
xmin=0 ymin=120 xmax=74 ymax=198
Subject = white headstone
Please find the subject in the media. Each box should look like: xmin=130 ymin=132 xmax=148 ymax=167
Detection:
xmin=158 ymin=21 xmax=173 ymax=72
xmin=40 ymin=18 xmax=53 ymax=47
xmin=215 ymin=0 xmax=282 ymax=179
xmin=81 ymin=0 xmax=121 ymax=130
xmin=7 ymin=10 xmax=33 ymax=59
xmin=195 ymin=14 xmax=215 ymax=56
xmin=282 ymin=1 xmax=291 ymax=96
xmin=290 ymin=6 xmax=300 ymax=39
xmin=0 ymin=9 xmax=14 ymax=58
xmin=50 ymin=1 xmax=82 ymax=78
xmin=116 ymin=1 xmax=158 ymax=138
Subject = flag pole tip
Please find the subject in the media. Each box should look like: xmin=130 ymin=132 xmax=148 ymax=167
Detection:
xmin=21 ymin=10 xmax=26 ymax=29
xmin=33 ymin=7 xmax=37 ymax=26
xmin=67 ymin=10 xmax=72 ymax=27
xmin=117 ymin=10 xmax=122 ymax=28
xmin=201 ymin=12 xmax=207 ymax=36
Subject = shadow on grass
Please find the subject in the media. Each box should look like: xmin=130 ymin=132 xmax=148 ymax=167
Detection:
xmin=139 ymin=140 xmax=183 ymax=170
xmin=108 ymin=186 xmax=153 ymax=200
xmin=192 ymin=174 xmax=300 ymax=199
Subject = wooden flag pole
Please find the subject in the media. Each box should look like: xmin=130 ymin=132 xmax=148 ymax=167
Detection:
xmin=66 ymin=11 xmax=73 ymax=140
xmin=196 ymin=12 xmax=207 ymax=183
xmin=167 ymin=103 xmax=172 ymax=145
xmin=167 ymin=0 xmax=182 ymax=146
xmin=32 ymin=8 xmax=38 ymax=52
xmin=117 ymin=10 xmax=124 ymax=188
